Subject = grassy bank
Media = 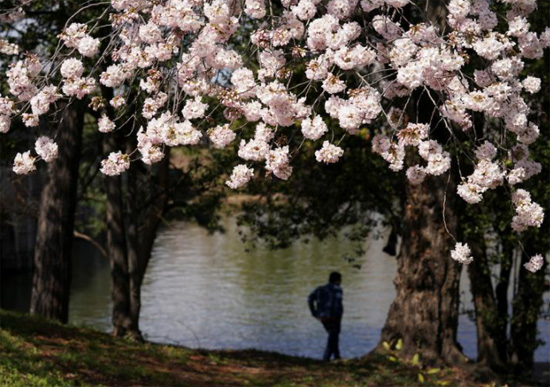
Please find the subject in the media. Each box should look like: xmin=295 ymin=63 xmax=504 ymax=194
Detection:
xmin=0 ymin=309 xmax=535 ymax=386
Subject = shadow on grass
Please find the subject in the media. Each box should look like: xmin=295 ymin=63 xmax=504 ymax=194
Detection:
xmin=2 ymin=309 xmax=540 ymax=387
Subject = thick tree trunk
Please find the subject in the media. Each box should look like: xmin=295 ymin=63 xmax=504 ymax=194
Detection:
xmin=30 ymin=103 xmax=84 ymax=323
xmin=378 ymin=176 xmax=464 ymax=365
xmin=466 ymin=237 xmax=506 ymax=369
xmin=379 ymin=0 xmax=460 ymax=358
xmin=103 ymin=133 xmax=132 ymax=337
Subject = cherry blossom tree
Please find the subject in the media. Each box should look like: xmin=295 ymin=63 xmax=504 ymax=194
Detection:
xmin=2 ymin=0 xmax=548 ymax=363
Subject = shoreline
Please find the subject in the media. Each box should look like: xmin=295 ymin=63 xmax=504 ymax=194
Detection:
xmin=1 ymin=309 xmax=547 ymax=386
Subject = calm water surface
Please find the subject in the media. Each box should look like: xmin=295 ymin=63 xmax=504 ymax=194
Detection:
xmin=64 ymin=218 xmax=550 ymax=362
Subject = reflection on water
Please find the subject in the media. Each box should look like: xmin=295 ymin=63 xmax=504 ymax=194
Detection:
xmin=3 ymin=217 xmax=548 ymax=361
xmin=138 ymin=219 xmax=396 ymax=359
xmin=70 ymin=239 xmax=112 ymax=332
xmin=68 ymin=218 xmax=550 ymax=361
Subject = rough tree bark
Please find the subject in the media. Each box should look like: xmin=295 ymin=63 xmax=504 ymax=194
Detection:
xmin=378 ymin=175 xmax=465 ymax=365
xmin=378 ymin=0 xmax=464 ymax=363
xmin=30 ymin=103 xmax=84 ymax=323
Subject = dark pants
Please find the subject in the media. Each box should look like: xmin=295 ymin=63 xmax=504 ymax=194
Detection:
xmin=322 ymin=318 xmax=341 ymax=361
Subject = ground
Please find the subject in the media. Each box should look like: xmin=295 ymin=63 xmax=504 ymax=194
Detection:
xmin=0 ymin=309 xmax=543 ymax=386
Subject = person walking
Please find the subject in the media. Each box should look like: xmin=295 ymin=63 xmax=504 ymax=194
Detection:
xmin=308 ymin=272 xmax=343 ymax=361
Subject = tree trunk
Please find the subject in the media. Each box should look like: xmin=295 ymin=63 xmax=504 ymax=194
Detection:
xmin=104 ymin=132 xmax=170 ymax=339
xmin=509 ymin=247 xmax=547 ymax=373
xmin=495 ymin=238 xmax=513 ymax=362
xmin=125 ymin=162 xmax=145 ymax=341
xmin=103 ymin=133 xmax=132 ymax=337
xmin=466 ymin=236 xmax=506 ymax=369
xmin=378 ymin=176 xmax=465 ymax=365
xmin=125 ymin=184 xmax=142 ymax=339
xmin=126 ymin=151 xmax=170 ymax=340
xmin=30 ymin=103 xmax=84 ymax=323
xmin=379 ymin=1 xmax=462 ymax=361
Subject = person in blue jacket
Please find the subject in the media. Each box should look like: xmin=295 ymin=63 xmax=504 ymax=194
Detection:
xmin=308 ymin=271 xmax=343 ymax=361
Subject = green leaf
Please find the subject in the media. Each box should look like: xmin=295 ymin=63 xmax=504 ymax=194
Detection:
xmin=411 ymin=353 xmax=420 ymax=366
xmin=395 ymin=339 xmax=403 ymax=351
xmin=418 ymin=373 xmax=425 ymax=383
xmin=382 ymin=341 xmax=390 ymax=351
xmin=427 ymin=368 xmax=440 ymax=374
xmin=387 ymin=356 xmax=397 ymax=362
xmin=436 ymin=381 xmax=451 ymax=386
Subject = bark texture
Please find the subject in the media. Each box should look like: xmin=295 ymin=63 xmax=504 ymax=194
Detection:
xmin=30 ymin=103 xmax=84 ymax=323
xmin=379 ymin=176 xmax=464 ymax=365
xmin=379 ymin=2 xmax=462 ymax=360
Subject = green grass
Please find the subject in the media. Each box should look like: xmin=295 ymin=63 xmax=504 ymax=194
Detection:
xmin=0 ymin=309 xmax=509 ymax=386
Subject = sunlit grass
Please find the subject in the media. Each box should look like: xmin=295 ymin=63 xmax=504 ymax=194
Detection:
xmin=0 ymin=309 xmax=515 ymax=386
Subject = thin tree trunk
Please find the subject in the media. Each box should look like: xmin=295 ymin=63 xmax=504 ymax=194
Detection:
xmin=495 ymin=238 xmax=513 ymax=362
xmin=30 ymin=103 xmax=84 ymax=323
xmin=101 ymin=82 xmax=168 ymax=338
xmin=126 ymin=151 xmax=170 ymax=339
xmin=378 ymin=176 xmax=465 ymax=365
xmin=103 ymin=133 xmax=132 ymax=337
xmin=125 ymin=161 xmax=143 ymax=341
xmin=509 ymin=247 xmax=547 ymax=373
xmin=467 ymin=236 xmax=505 ymax=369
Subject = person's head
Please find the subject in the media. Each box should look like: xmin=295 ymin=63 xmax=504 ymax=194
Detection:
xmin=329 ymin=271 xmax=342 ymax=286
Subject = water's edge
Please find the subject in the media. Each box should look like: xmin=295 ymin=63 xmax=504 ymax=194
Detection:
xmin=2 ymin=218 xmax=549 ymax=362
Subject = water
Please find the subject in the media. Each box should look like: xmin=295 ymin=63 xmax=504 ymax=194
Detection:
xmin=3 ymin=218 xmax=549 ymax=361
xmin=138 ymin=220 xmax=395 ymax=358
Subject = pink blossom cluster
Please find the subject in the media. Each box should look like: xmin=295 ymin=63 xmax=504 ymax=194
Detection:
xmin=524 ymin=254 xmax=544 ymax=273
xmin=511 ymin=189 xmax=544 ymax=233
xmin=0 ymin=39 xmax=19 ymax=56
xmin=451 ymin=242 xmax=474 ymax=265
xmin=12 ymin=151 xmax=36 ymax=175
xmin=208 ymin=124 xmax=237 ymax=149
xmin=59 ymin=23 xmax=100 ymax=57
xmin=6 ymin=56 xmax=41 ymax=102
xmin=35 ymin=136 xmax=59 ymax=162
xmin=1 ymin=0 xmax=549 ymax=269
xmin=0 ymin=96 xmax=16 ymax=134
xmin=226 ymin=164 xmax=254 ymax=189
xmin=100 ymin=152 xmax=130 ymax=176
xmin=372 ymin=123 xmax=451 ymax=181
xmin=315 ymin=141 xmax=344 ymax=164
xmin=266 ymin=146 xmax=293 ymax=180
xmin=98 ymin=115 xmax=116 ymax=133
